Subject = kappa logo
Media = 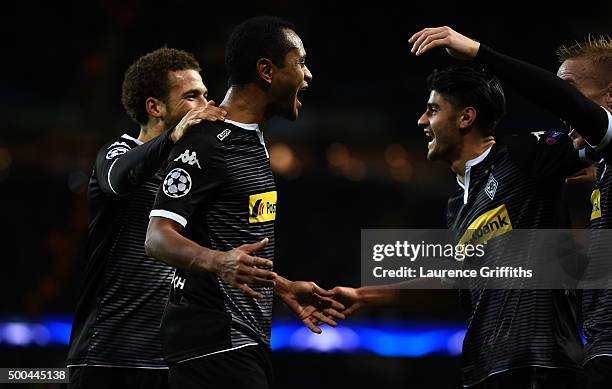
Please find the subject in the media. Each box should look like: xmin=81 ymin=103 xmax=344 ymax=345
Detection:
xmin=105 ymin=142 xmax=131 ymax=160
xmin=484 ymin=174 xmax=498 ymax=200
xmin=217 ymin=129 xmax=231 ymax=141
xmin=531 ymin=131 xmax=546 ymax=141
xmin=163 ymin=168 xmax=192 ymax=198
xmin=174 ymin=149 xmax=202 ymax=169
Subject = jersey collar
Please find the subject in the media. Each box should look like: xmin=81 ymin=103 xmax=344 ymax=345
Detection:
xmin=459 ymin=145 xmax=493 ymax=204
xmin=224 ymin=119 xmax=259 ymax=131
xmin=121 ymin=133 xmax=143 ymax=145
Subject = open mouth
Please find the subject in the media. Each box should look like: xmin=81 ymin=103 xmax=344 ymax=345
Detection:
xmin=296 ymin=85 xmax=308 ymax=108
xmin=424 ymin=128 xmax=435 ymax=146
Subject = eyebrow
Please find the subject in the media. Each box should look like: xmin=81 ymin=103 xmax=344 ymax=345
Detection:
xmin=183 ymin=88 xmax=207 ymax=97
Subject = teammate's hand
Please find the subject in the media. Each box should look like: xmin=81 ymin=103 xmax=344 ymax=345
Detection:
xmin=409 ymin=26 xmax=480 ymax=60
xmin=329 ymin=286 xmax=363 ymax=316
xmin=170 ymin=101 xmax=228 ymax=143
xmin=276 ymin=279 xmax=345 ymax=334
xmin=211 ymin=238 xmax=276 ymax=299
xmin=566 ymin=165 xmax=598 ymax=185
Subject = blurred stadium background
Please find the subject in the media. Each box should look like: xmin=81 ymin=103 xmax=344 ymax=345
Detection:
xmin=1 ymin=1 xmax=610 ymax=387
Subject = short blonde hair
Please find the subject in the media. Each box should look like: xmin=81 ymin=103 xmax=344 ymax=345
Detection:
xmin=557 ymin=35 xmax=612 ymax=84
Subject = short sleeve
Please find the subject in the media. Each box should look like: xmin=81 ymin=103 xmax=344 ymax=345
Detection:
xmin=150 ymin=128 xmax=226 ymax=227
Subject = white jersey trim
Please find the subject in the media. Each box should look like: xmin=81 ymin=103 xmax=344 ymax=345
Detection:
xmin=224 ymin=119 xmax=259 ymax=131
xmin=107 ymin=158 xmax=120 ymax=195
xmin=224 ymin=119 xmax=268 ymax=158
xmin=463 ymin=363 xmax=580 ymax=387
xmin=175 ymin=343 xmax=259 ymax=364
xmin=121 ymin=133 xmax=144 ymax=145
xmin=461 ymin=145 xmax=493 ymax=205
xmin=583 ymin=353 xmax=612 ymax=365
xmin=150 ymin=210 xmax=188 ymax=227
xmin=593 ymin=108 xmax=612 ymax=152
xmin=66 ymin=363 xmax=168 ymax=369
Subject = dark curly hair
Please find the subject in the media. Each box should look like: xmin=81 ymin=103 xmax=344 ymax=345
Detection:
xmin=121 ymin=47 xmax=201 ymax=125
xmin=225 ymin=16 xmax=296 ymax=86
xmin=427 ymin=65 xmax=506 ymax=137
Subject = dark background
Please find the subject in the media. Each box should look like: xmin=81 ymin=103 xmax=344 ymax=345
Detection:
xmin=0 ymin=1 xmax=610 ymax=387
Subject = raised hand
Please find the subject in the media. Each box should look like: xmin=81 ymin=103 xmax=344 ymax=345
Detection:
xmin=275 ymin=277 xmax=346 ymax=334
xmin=211 ymin=238 xmax=277 ymax=299
xmin=409 ymin=26 xmax=480 ymax=60
xmin=170 ymin=100 xmax=228 ymax=143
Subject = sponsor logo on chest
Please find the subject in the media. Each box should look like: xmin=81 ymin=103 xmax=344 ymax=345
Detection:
xmin=248 ymin=191 xmax=277 ymax=223
xmin=458 ymin=204 xmax=513 ymax=245
xmin=591 ymin=189 xmax=602 ymax=220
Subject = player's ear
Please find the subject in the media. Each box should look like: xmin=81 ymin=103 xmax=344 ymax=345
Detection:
xmin=146 ymin=97 xmax=165 ymax=119
xmin=458 ymin=106 xmax=477 ymax=130
xmin=256 ymin=58 xmax=274 ymax=85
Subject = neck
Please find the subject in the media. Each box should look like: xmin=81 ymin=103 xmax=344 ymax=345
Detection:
xmin=138 ymin=122 xmax=167 ymax=143
xmin=451 ymin=136 xmax=495 ymax=182
xmin=220 ymin=85 xmax=267 ymax=125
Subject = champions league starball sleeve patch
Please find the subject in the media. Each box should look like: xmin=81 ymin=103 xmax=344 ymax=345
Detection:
xmin=105 ymin=141 xmax=131 ymax=160
xmin=162 ymin=168 xmax=192 ymax=198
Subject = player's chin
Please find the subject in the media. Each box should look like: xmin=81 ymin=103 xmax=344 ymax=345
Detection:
xmin=426 ymin=147 xmax=441 ymax=161
xmin=281 ymin=103 xmax=299 ymax=121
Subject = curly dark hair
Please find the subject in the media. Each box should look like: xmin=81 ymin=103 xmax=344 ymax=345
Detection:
xmin=427 ymin=65 xmax=506 ymax=137
xmin=121 ymin=47 xmax=201 ymax=125
xmin=225 ymin=16 xmax=296 ymax=86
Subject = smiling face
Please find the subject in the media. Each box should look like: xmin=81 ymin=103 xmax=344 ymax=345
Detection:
xmin=417 ymin=90 xmax=464 ymax=162
xmin=162 ymin=69 xmax=208 ymax=127
xmin=268 ymin=29 xmax=312 ymax=121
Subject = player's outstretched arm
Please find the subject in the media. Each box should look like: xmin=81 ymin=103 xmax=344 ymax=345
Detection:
xmin=145 ymin=216 xmax=276 ymax=299
xmin=331 ymin=278 xmax=449 ymax=316
xmin=274 ymin=276 xmax=346 ymax=334
xmin=98 ymin=101 xmax=226 ymax=197
xmin=409 ymin=26 xmax=611 ymax=156
xmin=329 ymin=286 xmax=399 ymax=316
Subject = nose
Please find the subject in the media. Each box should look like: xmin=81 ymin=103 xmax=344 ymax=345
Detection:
xmin=304 ymin=65 xmax=313 ymax=83
xmin=417 ymin=111 xmax=429 ymax=127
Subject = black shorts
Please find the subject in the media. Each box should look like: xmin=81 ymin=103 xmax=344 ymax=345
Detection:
xmin=168 ymin=345 xmax=273 ymax=389
xmin=67 ymin=366 xmax=168 ymax=389
xmin=584 ymin=355 xmax=612 ymax=389
xmin=470 ymin=366 xmax=588 ymax=389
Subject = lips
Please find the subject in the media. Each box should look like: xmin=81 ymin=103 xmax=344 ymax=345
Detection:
xmin=296 ymin=84 xmax=308 ymax=109
xmin=424 ymin=129 xmax=435 ymax=147
xmin=424 ymin=129 xmax=434 ymax=139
